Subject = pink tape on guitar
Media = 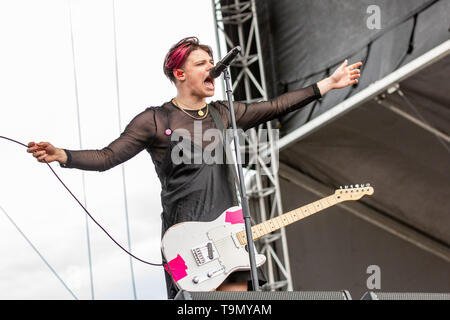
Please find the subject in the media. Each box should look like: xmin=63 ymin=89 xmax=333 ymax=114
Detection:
xmin=225 ymin=208 xmax=244 ymax=224
xmin=164 ymin=254 xmax=188 ymax=282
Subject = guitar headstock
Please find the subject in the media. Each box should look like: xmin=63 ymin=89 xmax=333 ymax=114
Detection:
xmin=335 ymin=184 xmax=374 ymax=202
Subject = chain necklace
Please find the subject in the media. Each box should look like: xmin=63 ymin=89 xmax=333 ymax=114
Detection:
xmin=172 ymin=98 xmax=209 ymax=120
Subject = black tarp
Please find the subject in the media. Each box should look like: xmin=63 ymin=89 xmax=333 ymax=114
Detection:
xmin=257 ymin=0 xmax=450 ymax=133
xmin=242 ymin=0 xmax=450 ymax=295
xmin=279 ymin=55 xmax=450 ymax=245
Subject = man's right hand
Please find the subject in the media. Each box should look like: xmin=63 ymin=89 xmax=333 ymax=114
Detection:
xmin=27 ymin=141 xmax=67 ymax=164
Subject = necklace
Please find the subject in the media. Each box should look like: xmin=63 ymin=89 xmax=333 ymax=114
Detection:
xmin=172 ymin=98 xmax=209 ymax=120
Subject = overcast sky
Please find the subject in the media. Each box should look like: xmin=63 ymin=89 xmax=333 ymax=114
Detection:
xmin=0 ymin=0 xmax=225 ymax=300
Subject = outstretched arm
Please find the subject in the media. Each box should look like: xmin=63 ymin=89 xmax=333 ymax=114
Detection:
xmin=231 ymin=60 xmax=362 ymax=130
xmin=27 ymin=142 xmax=67 ymax=163
xmin=27 ymin=108 xmax=156 ymax=171
xmin=317 ymin=60 xmax=362 ymax=95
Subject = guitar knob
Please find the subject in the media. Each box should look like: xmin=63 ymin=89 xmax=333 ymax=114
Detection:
xmin=207 ymin=271 xmax=214 ymax=278
xmin=192 ymin=276 xmax=200 ymax=284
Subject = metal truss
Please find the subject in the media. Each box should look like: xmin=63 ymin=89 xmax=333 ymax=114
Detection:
xmin=211 ymin=0 xmax=293 ymax=291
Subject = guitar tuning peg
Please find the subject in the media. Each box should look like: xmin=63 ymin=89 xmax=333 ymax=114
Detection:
xmin=350 ymin=185 xmax=353 ymax=188
xmin=366 ymin=183 xmax=370 ymax=187
xmin=355 ymin=184 xmax=359 ymax=188
xmin=339 ymin=186 xmax=343 ymax=189
xmin=344 ymin=185 xmax=348 ymax=189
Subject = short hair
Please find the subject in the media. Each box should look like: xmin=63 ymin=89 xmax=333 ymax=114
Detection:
xmin=163 ymin=36 xmax=213 ymax=83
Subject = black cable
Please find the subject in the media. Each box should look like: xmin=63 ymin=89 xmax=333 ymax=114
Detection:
xmin=0 ymin=135 xmax=164 ymax=267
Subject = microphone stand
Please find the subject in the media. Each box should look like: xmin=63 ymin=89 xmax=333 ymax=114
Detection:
xmin=221 ymin=67 xmax=260 ymax=291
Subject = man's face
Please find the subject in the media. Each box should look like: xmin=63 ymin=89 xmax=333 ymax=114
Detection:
xmin=177 ymin=49 xmax=215 ymax=98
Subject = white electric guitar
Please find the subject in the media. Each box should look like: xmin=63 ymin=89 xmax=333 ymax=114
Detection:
xmin=161 ymin=184 xmax=374 ymax=292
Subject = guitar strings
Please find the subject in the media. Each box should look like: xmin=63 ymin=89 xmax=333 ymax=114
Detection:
xmin=211 ymin=206 xmax=330 ymax=249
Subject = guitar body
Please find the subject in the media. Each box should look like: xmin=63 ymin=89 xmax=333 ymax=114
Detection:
xmin=160 ymin=185 xmax=374 ymax=292
xmin=161 ymin=206 xmax=266 ymax=292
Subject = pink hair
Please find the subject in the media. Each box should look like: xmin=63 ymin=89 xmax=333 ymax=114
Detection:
xmin=165 ymin=43 xmax=190 ymax=72
xmin=163 ymin=37 xmax=213 ymax=83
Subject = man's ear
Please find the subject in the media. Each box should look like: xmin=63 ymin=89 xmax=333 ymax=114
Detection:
xmin=173 ymin=69 xmax=185 ymax=81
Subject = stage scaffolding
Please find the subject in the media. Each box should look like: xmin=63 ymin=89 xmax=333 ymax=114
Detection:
xmin=211 ymin=0 xmax=293 ymax=291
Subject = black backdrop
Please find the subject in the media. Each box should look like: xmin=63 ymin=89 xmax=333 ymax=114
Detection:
xmin=221 ymin=0 xmax=450 ymax=296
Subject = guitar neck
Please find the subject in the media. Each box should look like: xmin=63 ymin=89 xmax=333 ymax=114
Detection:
xmin=235 ymin=194 xmax=338 ymax=245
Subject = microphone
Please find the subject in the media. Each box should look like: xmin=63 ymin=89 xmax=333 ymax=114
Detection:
xmin=209 ymin=46 xmax=241 ymax=78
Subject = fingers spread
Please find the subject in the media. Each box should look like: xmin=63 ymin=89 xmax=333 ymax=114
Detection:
xmin=350 ymin=62 xmax=363 ymax=70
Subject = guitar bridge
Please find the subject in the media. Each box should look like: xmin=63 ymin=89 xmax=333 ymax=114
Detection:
xmin=191 ymin=241 xmax=219 ymax=266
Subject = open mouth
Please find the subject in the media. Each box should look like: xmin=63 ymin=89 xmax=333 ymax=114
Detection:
xmin=204 ymin=76 xmax=215 ymax=90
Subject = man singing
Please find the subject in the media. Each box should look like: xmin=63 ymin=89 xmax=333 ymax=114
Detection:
xmin=27 ymin=36 xmax=362 ymax=298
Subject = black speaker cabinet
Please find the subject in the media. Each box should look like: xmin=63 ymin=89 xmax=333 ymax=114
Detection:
xmin=175 ymin=290 xmax=352 ymax=300
xmin=361 ymin=291 xmax=450 ymax=300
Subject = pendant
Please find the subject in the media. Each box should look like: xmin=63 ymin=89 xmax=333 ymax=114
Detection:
xmin=197 ymin=110 xmax=204 ymax=116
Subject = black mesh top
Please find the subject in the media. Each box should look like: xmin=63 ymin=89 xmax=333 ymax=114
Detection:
xmin=61 ymin=83 xmax=321 ymax=171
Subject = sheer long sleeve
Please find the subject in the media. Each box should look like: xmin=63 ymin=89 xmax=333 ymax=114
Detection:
xmin=231 ymin=83 xmax=321 ymax=130
xmin=61 ymin=108 xmax=157 ymax=172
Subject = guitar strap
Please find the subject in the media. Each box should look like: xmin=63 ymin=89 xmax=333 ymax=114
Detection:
xmin=208 ymin=104 xmax=241 ymax=201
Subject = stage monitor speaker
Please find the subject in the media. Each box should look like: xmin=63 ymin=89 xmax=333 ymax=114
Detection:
xmin=361 ymin=291 xmax=450 ymax=300
xmin=175 ymin=290 xmax=352 ymax=300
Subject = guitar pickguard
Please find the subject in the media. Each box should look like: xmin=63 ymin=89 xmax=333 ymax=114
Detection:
xmin=161 ymin=206 xmax=266 ymax=292
xmin=207 ymin=224 xmax=266 ymax=273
